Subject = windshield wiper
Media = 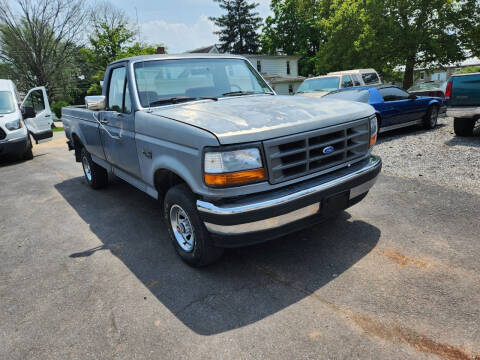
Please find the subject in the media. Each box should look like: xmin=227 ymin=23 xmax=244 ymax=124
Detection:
xmin=222 ymin=90 xmax=274 ymax=97
xmin=149 ymin=96 xmax=217 ymax=107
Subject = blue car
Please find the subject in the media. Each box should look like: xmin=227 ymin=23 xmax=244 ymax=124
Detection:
xmin=324 ymin=86 xmax=444 ymax=133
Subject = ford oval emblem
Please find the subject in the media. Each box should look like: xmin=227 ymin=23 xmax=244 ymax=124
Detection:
xmin=322 ymin=146 xmax=335 ymax=154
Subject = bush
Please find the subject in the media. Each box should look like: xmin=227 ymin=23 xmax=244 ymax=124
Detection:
xmin=51 ymin=101 xmax=68 ymax=119
xmin=456 ymin=66 xmax=480 ymax=74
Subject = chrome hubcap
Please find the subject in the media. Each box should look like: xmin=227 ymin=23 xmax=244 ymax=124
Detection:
xmin=82 ymin=155 xmax=92 ymax=182
xmin=170 ymin=204 xmax=195 ymax=252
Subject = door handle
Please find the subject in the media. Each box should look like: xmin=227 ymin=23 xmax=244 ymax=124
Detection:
xmin=45 ymin=114 xmax=51 ymax=117
xmin=100 ymin=119 xmax=109 ymax=125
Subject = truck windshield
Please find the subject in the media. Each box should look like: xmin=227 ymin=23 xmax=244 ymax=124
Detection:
xmin=296 ymin=77 xmax=340 ymax=93
xmin=134 ymin=58 xmax=273 ymax=107
xmin=0 ymin=91 xmax=16 ymax=114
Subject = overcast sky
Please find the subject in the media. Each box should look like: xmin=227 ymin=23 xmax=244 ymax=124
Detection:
xmin=112 ymin=0 xmax=272 ymax=53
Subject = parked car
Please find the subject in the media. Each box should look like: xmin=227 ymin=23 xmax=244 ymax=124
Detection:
xmin=324 ymin=86 xmax=444 ymax=133
xmin=408 ymin=80 xmax=447 ymax=115
xmin=446 ymin=72 xmax=480 ymax=136
xmin=296 ymin=69 xmax=381 ymax=98
xmin=62 ymin=54 xmax=382 ymax=266
xmin=0 ymin=79 xmax=53 ymax=160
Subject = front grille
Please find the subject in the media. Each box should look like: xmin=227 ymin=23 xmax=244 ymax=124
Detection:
xmin=264 ymin=117 xmax=371 ymax=184
xmin=0 ymin=127 xmax=6 ymax=140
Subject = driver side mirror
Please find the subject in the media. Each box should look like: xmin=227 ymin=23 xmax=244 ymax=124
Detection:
xmin=85 ymin=95 xmax=106 ymax=111
xmin=408 ymin=94 xmax=417 ymax=100
xmin=21 ymin=106 xmax=36 ymax=119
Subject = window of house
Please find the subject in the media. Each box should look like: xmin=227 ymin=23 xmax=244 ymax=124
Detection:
xmin=420 ymin=71 xmax=425 ymax=80
xmin=378 ymin=87 xmax=410 ymax=102
xmin=257 ymin=60 xmax=262 ymax=72
xmin=288 ymin=84 xmax=293 ymax=94
xmin=286 ymin=61 xmax=291 ymax=75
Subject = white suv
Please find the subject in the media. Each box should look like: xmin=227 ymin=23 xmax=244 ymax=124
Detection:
xmin=296 ymin=69 xmax=382 ymax=98
xmin=0 ymin=79 xmax=53 ymax=160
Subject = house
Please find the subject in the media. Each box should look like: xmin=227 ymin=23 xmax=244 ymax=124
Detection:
xmin=414 ymin=57 xmax=480 ymax=84
xmin=185 ymin=45 xmax=305 ymax=95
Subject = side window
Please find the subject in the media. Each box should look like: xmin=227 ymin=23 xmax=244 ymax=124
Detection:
xmin=353 ymin=75 xmax=361 ymax=86
xmin=108 ymin=67 xmax=126 ymax=112
xmin=379 ymin=87 xmax=410 ymax=102
xmin=342 ymin=75 xmax=354 ymax=88
xmin=24 ymin=90 xmax=45 ymax=113
xmin=124 ymin=83 xmax=132 ymax=114
xmin=362 ymin=73 xmax=380 ymax=85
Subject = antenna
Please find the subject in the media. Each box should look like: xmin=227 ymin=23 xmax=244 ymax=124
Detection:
xmin=135 ymin=7 xmax=141 ymax=42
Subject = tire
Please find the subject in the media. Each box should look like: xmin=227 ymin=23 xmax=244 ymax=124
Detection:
xmin=453 ymin=117 xmax=476 ymax=137
xmin=22 ymin=135 xmax=33 ymax=161
xmin=80 ymin=147 xmax=108 ymax=189
xmin=164 ymin=183 xmax=224 ymax=267
xmin=423 ymin=105 xmax=439 ymax=129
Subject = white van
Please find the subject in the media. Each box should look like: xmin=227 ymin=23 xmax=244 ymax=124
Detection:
xmin=0 ymin=80 xmax=53 ymax=160
xmin=296 ymin=68 xmax=382 ymax=98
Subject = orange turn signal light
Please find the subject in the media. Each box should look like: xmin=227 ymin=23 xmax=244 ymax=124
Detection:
xmin=369 ymin=134 xmax=377 ymax=147
xmin=204 ymin=168 xmax=266 ymax=187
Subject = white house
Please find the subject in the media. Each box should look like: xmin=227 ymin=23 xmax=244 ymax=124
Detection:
xmin=407 ymin=57 xmax=480 ymax=84
xmin=186 ymin=45 xmax=305 ymax=95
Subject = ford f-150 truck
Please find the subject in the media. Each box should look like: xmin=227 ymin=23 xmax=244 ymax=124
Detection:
xmin=446 ymin=72 xmax=480 ymax=136
xmin=62 ymin=54 xmax=382 ymax=266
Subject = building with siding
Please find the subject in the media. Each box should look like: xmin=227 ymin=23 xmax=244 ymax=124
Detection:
xmin=186 ymin=45 xmax=305 ymax=95
xmin=412 ymin=57 xmax=480 ymax=84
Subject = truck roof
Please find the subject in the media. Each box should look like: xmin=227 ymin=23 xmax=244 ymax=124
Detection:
xmin=450 ymin=72 xmax=480 ymax=77
xmin=110 ymin=53 xmax=246 ymax=65
xmin=328 ymin=69 xmax=377 ymax=75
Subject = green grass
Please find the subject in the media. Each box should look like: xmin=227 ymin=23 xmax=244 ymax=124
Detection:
xmin=52 ymin=127 xmax=64 ymax=132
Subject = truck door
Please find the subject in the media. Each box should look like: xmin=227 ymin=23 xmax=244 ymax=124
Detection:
xmin=21 ymin=86 xmax=53 ymax=143
xmin=100 ymin=64 xmax=141 ymax=177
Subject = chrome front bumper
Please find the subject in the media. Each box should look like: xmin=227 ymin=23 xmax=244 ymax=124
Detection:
xmin=197 ymin=155 xmax=382 ymax=240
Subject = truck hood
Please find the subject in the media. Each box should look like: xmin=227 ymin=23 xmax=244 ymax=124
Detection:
xmin=150 ymin=95 xmax=374 ymax=144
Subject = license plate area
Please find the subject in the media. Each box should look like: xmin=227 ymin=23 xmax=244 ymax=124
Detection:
xmin=321 ymin=191 xmax=350 ymax=215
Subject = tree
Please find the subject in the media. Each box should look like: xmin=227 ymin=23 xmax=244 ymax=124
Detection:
xmin=0 ymin=0 xmax=88 ymax=98
xmin=261 ymin=0 xmax=321 ymax=75
xmin=458 ymin=0 xmax=480 ymax=58
xmin=210 ymin=0 xmax=263 ymax=54
xmin=81 ymin=2 xmax=164 ymax=95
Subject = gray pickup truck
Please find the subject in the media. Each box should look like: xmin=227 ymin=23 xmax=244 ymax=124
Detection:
xmin=62 ymin=54 xmax=382 ymax=266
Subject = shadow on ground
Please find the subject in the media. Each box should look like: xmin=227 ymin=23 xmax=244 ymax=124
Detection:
xmin=376 ymin=123 xmax=446 ymax=145
xmin=55 ymin=177 xmax=380 ymax=335
xmin=444 ymin=125 xmax=480 ymax=147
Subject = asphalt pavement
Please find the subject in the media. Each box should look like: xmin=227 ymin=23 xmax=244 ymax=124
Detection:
xmin=0 ymin=133 xmax=479 ymax=360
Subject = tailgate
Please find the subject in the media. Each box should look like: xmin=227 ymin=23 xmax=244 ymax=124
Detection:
xmin=450 ymin=74 xmax=480 ymax=107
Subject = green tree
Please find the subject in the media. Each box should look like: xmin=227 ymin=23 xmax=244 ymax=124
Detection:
xmin=210 ymin=0 xmax=263 ymax=54
xmin=316 ymin=0 xmax=467 ymax=88
xmin=0 ymin=0 xmax=88 ymax=99
xmin=261 ymin=0 xmax=321 ymax=75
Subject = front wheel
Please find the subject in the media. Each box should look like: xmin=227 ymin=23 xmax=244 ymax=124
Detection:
xmin=453 ymin=117 xmax=476 ymax=137
xmin=423 ymin=105 xmax=438 ymax=129
xmin=22 ymin=134 xmax=33 ymax=160
xmin=164 ymin=184 xmax=223 ymax=267
xmin=80 ymin=147 xmax=108 ymax=189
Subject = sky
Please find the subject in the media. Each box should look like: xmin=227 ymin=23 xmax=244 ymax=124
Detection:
xmin=111 ymin=0 xmax=273 ymax=53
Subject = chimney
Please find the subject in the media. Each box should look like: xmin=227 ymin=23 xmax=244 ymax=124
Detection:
xmin=156 ymin=46 xmax=166 ymax=54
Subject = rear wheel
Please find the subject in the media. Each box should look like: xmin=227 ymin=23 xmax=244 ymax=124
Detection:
xmin=81 ymin=147 xmax=108 ymax=189
xmin=164 ymin=184 xmax=223 ymax=267
xmin=454 ymin=117 xmax=476 ymax=137
xmin=423 ymin=105 xmax=439 ymax=129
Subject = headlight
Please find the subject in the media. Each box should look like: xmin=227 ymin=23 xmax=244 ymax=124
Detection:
xmin=5 ymin=119 xmax=22 ymax=131
xmin=369 ymin=115 xmax=377 ymax=147
xmin=204 ymin=148 xmax=266 ymax=187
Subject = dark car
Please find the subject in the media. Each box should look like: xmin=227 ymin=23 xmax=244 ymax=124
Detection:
xmin=324 ymin=86 xmax=444 ymax=133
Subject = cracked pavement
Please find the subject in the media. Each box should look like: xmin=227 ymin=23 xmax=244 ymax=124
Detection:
xmin=0 ymin=130 xmax=479 ymax=359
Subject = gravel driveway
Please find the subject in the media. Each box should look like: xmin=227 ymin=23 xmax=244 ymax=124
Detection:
xmin=375 ymin=116 xmax=479 ymax=194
